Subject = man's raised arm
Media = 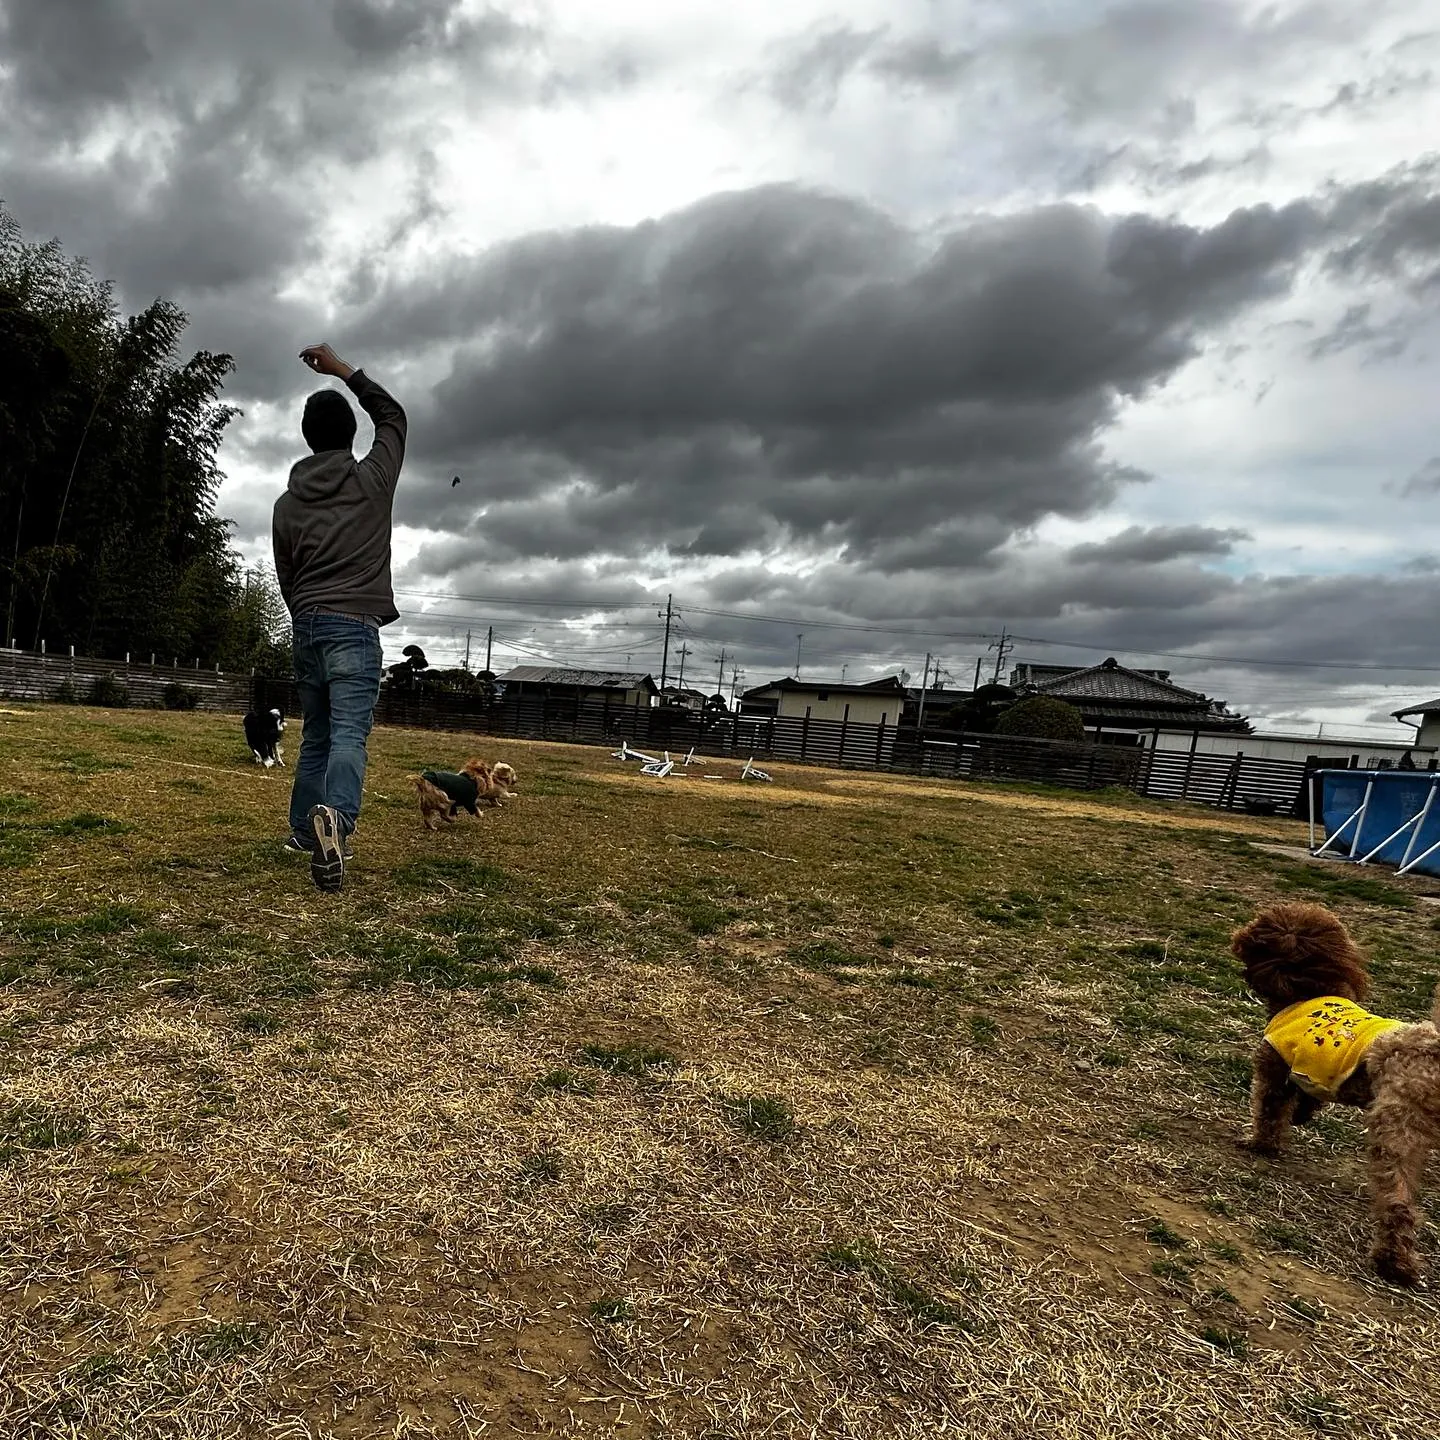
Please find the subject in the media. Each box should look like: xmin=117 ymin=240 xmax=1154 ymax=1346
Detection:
xmin=299 ymin=343 xmax=407 ymax=496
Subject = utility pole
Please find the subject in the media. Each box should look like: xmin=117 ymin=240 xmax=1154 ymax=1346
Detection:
xmin=729 ymin=665 xmax=745 ymax=706
xmin=972 ymin=655 xmax=983 ymax=691
xmin=795 ymin=633 xmax=803 ymax=678
xmin=676 ymin=642 xmax=691 ymax=689
xmin=659 ymin=593 xmax=674 ymax=689
xmin=464 ymin=629 xmax=472 ymax=671
xmin=484 ymin=626 xmax=493 ymax=674
xmin=989 ymin=627 xmax=1013 ymax=684
xmin=916 ymin=652 xmax=933 ymax=731
xmin=715 ymin=648 xmax=728 ymax=697
xmin=841 ymin=663 xmax=847 ymax=683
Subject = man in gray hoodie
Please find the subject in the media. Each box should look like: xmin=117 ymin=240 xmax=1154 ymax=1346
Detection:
xmin=273 ymin=343 xmax=406 ymax=893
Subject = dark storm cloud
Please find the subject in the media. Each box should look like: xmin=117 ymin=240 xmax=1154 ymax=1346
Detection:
xmin=339 ymin=174 xmax=1440 ymax=576
xmin=0 ymin=0 xmax=543 ymax=401
xmin=1068 ymin=525 xmax=1247 ymax=565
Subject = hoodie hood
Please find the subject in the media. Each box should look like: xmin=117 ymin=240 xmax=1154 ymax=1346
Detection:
xmin=287 ymin=450 xmax=357 ymax=503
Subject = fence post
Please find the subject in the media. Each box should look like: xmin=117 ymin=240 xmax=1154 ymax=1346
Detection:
xmin=839 ymin=703 xmax=850 ymax=767
xmin=876 ymin=715 xmax=887 ymax=769
xmin=573 ymin=690 xmax=582 ymax=740
xmin=1181 ymin=728 xmax=1199 ymax=799
xmin=1223 ymin=753 xmax=1244 ymax=810
xmin=1134 ymin=743 xmax=1151 ymax=799
xmin=767 ymin=715 xmax=775 ymax=755
xmin=800 ymin=706 xmax=811 ymax=761
xmin=732 ymin=709 xmax=740 ymax=755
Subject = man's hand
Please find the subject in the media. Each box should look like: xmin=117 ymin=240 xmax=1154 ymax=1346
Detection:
xmin=299 ymin=344 xmax=355 ymax=381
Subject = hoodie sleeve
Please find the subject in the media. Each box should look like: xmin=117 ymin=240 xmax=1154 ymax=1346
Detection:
xmin=346 ymin=368 xmax=407 ymax=499
xmin=272 ymin=502 xmax=295 ymax=609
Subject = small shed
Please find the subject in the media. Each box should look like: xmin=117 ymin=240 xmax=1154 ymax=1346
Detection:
xmin=497 ymin=667 xmax=658 ymax=709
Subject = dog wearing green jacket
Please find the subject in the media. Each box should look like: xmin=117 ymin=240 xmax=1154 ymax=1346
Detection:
xmin=411 ymin=759 xmax=519 ymax=829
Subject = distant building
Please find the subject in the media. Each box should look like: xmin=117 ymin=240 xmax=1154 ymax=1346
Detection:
xmin=658 ymin=685 xmax=709 ymax=712
xmin=904 ymin=683 xmax=967 ymax=727
xmin=739 ymin=675 xmax=908 ymax=726
xmin=1393 ymin=698 xmax=1440 ymax=752
xmin=496 ymin=666 xmax=658 ymax=709
xmin=1010 ymin=656 xmax=1250 ymax=744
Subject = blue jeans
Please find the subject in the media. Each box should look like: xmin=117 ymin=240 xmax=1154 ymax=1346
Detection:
xmin=288 ymin=613 xmax=383 ymax=841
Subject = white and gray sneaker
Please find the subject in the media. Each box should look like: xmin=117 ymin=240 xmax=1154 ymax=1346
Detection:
xmin=285 ymin=832 xmax=352 ymax=858
xmin=307 ymin=804 xmax=347 ymax=893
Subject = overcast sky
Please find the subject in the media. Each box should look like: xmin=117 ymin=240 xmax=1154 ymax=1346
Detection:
xmin=4 ymin=0 xmax=1439 ymax=734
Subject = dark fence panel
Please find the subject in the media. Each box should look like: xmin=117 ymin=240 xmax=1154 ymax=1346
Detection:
xmin=1135 ymin=747 xmax=1308 ymax=812
xmin=0 ymin=647 xmax=252 ymax=711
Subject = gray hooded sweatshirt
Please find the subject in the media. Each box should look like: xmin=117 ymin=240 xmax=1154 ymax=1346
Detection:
xmin=272 ymin=369 xmax=407 ymax=625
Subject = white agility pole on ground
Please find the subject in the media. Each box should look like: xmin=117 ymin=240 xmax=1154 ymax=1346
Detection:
xmin=740 ymin=757 xmax=773 ymax=782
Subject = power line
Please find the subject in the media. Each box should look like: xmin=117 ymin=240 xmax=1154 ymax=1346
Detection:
xmin=388 ymin=587 xmax=1440 ymax=675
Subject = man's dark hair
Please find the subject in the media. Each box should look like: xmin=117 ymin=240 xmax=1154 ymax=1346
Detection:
xmin=302 ymin=389 xmax=358 ymax=453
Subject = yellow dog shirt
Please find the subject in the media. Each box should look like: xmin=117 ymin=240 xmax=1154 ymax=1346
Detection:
xmin=1264 ymin=997 xmax=1403 ymax=1101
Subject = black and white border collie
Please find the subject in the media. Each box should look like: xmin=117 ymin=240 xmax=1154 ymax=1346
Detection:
xmin=243 ymin=708 xmax=286 ymax=768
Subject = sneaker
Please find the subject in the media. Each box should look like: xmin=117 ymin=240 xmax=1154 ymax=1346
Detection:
xmin=286 ymin=832 xmax=352 ymax=858
xmin=307 ymin=804 xmax=347 ymax=893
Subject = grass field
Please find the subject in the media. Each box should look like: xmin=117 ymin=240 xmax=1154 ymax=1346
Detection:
xmin=1 ymin=704 xmax=1438 ymax=1439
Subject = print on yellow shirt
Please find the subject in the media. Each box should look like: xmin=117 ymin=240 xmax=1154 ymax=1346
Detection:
xmin=1264 ymin=997 xmax=1404 ymax=1101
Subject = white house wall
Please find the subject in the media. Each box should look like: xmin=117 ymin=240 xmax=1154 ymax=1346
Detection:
xmin=777 ymin=694 xmax=896 ymax=725
xmin=1148 ymin=729 xmax=1433 ymax=767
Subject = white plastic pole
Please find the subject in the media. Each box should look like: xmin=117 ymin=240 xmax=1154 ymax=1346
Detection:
xmin=1312 ymin=778 xmax=1374 ymax=860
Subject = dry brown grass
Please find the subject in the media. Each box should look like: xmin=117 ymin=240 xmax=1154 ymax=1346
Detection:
xmin=1 ymin=704 xmax=1438 ymax=1439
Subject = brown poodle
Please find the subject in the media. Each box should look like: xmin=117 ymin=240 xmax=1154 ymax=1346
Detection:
xmin=1232 ymin=902 xmax=1440 ymax=1286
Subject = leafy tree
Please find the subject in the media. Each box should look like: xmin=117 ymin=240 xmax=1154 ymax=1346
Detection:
xmin=933 ymin=683 xmax=1016 ymax=734
xmin=0 ymin=203 xmax=249 ymax=666
xmin=993 ymin=696 xmax=1087 ymax=742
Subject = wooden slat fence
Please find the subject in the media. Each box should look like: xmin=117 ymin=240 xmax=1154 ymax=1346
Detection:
xmin=0 ymin=647 xmax=252 ymax=712
xmin=1134 ymin=748 xmax=1309 ymax=813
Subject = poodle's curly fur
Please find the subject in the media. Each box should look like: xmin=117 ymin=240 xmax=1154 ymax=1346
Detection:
xmin=1232 ymin=902 xmax=1440 ymax=1286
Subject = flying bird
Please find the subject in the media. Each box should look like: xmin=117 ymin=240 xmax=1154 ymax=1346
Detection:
xmin=452 ymin=475 xmax=461 ymax=487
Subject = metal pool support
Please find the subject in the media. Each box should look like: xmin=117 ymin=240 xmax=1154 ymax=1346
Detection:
xmin=1312 ymin=774 xmax=1375 ymax=861
xmin=1358 ymin=774 xmax=1440 ymax=869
